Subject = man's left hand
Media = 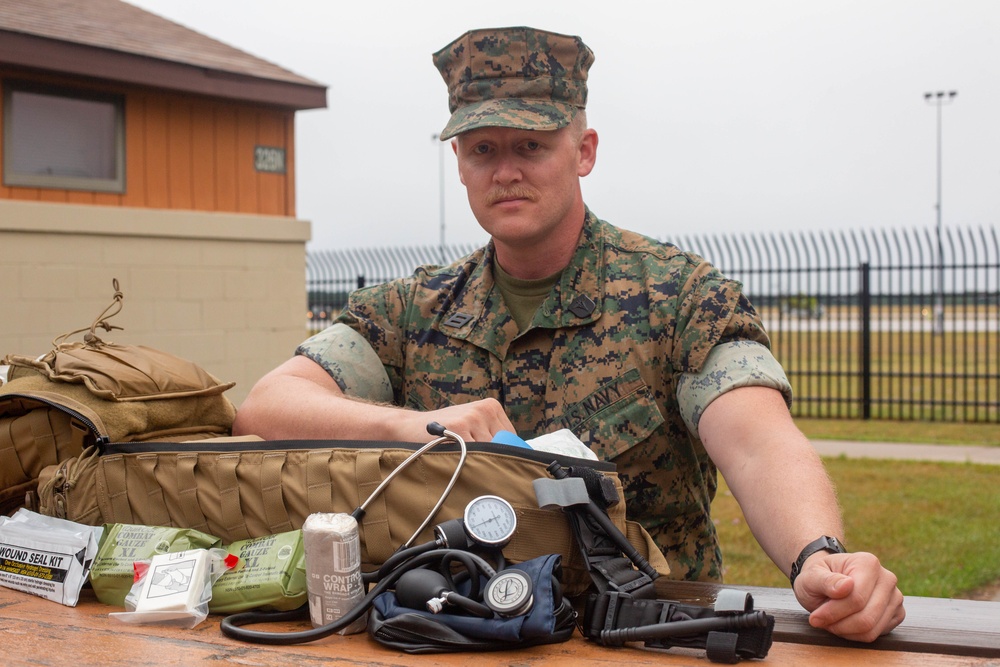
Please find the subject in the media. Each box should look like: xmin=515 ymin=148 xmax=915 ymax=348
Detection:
xmin=793 ymin=551 xmax=906 ymax=642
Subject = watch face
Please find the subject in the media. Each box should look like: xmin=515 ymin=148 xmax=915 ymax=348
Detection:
xmin=484 ymin=570 xmax=533 ymax=616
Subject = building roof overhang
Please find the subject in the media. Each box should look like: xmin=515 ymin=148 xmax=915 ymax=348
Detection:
xmin=0 ymin=29 xmax=327 ymax=110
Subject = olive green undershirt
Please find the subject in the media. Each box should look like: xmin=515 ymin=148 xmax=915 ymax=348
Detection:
xmin=492 ymin=261 xmax=563 ymax=333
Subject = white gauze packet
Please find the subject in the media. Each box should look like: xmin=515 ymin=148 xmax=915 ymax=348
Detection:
xmin=527 ymin=428 xmax=599 ymax=461
xmin=110 ymin=548 xmax=234 ymax=629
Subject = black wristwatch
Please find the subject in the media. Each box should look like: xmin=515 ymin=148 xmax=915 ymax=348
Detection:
xmin=789 ymin=536 xmax=846 ymax=588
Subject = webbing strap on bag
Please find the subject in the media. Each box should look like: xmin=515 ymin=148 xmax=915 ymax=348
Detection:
xmin=135 ymin=454 xmax=171 ymax=527
xmin=103 ymin=450 xmax=132 ymax=522
xmin=0 ymin=392 xmax=100 ymax=515
xmin=305 ymin=449 xmax=332 ymax=512
xmin=175 ymin=452 xmax=211 ymax=534
xmin=534 ymin=465 xmax=658 ymax=599
xmin=261 ymin=452 xmax=294 ymax=535
xmin=216 ymin=453 xmax=250 ymax=541
xmin=36 ymin=437 xmax=668 ymax=599
xmin=537 ymin=462 xmax=774 ymax=664
xmin=355 ymin=448 xmax=394 ymax=563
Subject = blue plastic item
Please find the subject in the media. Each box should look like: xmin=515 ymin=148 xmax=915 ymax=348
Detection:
xmin=491 ymin=430 xmax=532 ymax=449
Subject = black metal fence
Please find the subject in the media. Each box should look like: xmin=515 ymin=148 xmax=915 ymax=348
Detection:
xmin=307 ymin=226 xmax=999 ymax=422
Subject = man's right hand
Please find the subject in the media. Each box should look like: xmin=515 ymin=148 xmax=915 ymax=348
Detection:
xmin=407 ymin=398 xmax=516 ymax=443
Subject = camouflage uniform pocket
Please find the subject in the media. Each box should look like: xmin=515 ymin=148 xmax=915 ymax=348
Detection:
xmin=557 ymin=368 xmax=664 ymax=460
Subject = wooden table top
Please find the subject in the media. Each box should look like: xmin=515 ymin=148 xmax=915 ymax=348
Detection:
xmin=1 ymin=579 xmax=997 ymax=667
xmin=655 ymin=580 xmax=1000 ymax=659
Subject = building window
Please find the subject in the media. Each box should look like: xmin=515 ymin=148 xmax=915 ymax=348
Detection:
xmin=2 ymin=82 xmax=125 ymax=193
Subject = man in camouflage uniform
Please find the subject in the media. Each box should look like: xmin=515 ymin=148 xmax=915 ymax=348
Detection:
xmin=235 ymin=26 xmax=904 ymax=642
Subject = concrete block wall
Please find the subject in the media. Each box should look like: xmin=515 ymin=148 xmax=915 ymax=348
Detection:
xmin=0 ymin=200 xmax=312 ymax=406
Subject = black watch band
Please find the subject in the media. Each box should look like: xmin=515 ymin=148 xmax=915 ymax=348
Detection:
xmin=789 ymin=536 xmax=846 ymax=588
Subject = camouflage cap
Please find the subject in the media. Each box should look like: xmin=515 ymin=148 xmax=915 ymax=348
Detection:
xmin=433 ymin=26 xmax=595 ymax=140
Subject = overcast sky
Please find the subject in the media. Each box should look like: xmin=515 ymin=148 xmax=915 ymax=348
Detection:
xmin=125 ymin=0 xmax=999 ymax=252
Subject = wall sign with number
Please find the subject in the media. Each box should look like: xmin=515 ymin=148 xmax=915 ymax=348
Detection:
xmin=254 ymin=146 xmax=286 ymax=174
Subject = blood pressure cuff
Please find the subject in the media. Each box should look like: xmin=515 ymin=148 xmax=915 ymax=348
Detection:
xmin=583 ymin=589 xmax=775 ymax=663
xmin=368 ymin=554 xmax=576 ymax=653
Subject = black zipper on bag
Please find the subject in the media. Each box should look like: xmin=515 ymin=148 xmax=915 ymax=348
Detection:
xmin=97 ymin=438 xmax=617 ymax=472
xmin=2 ymin=392 xmax=111 ymax=447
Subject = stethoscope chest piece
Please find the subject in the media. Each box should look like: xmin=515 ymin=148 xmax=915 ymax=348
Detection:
xmin=484 ymin=569 xmax=533 ymax=617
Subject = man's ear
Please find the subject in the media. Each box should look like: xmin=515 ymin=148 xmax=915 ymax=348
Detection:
xmin=577 ymin=129 xmax=598 ymax=177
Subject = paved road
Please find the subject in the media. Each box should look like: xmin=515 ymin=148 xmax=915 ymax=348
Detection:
xmin=812 ymin=440 xmax=1000 ymax=465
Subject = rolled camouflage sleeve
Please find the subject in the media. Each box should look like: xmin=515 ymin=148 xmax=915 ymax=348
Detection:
xmin=296 ymin=323 xmax=393 ymax=403
xmin=676 ymin=340 xmax=793 ymax=439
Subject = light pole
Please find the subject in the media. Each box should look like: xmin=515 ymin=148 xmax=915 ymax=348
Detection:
xmin=432 ymin=133 xmax=446 ymax=264
xmin=924 ymin=90 xmax=957 ymax=335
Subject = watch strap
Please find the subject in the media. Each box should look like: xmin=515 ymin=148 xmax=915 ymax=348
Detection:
xmin=789 ymin=535 xmax=846 ymax=588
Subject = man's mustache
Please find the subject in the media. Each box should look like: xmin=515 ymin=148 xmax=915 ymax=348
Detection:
xmin=485 ymin=186 xmax=539 ymax=205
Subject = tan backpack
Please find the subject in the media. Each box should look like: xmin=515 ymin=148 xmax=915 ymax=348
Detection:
xmin=35 ymin=437 xmax=669 ymax=596
xmin=0 ymin=280 xmax=237 ymax=515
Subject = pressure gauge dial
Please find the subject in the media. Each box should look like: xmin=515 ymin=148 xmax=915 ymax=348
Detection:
xmin=484 ymin=569 xmax=534 ymax=617
xmin=463 ymin=495 xmax=517 ymax=548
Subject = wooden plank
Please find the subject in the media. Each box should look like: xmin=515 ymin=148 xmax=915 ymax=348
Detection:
xmin=143 ymin=94 xmax=170 ymax=209
xmin=190 ymin=100 xmax=217 ymax=211
xmin=0 ymin=586 xmax=993 ymax=667
xmin=235 ymin=107 xmax=258 ymax=213
xmin=654 ymin=580 xmax=1000 ymax=658
xmin=4 ymin=186 xmax=41 ymax=201
xmin=167 ymin=98 xmax=193 ymax=209
xmin=284 ymin=113 xmax=296 ymax=216
xmin=38 ymin=188 xmax=69 ymax=203
xmin=65 ymin=190 xmax=95 ymax=205
xmin=92 ymin=191 xmax=122 ymax=207
xmin=213 ymin=103 xmax=239 ymax=212
xmin=121 ymin=94 xmax=146 ymax=207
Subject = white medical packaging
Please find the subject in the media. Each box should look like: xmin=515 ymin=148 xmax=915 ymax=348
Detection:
xmin=0 ymin=511 xmax=98 ymax=607
xmin=134 ymin=548 xmax=212 ymax=613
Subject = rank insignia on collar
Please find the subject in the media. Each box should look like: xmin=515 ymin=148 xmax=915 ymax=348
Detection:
xmin=443 ymin=312 xmax=474 ymax=328
xmin=569 ymin=294 xmax=596 ymax=318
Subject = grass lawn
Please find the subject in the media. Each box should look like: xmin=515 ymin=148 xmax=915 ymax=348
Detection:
xmin=712 ymin=419 xmax=1000 ymax=598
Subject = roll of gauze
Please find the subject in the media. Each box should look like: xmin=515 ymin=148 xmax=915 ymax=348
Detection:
xmin=302 ymin=513 xmax=367 ymax=633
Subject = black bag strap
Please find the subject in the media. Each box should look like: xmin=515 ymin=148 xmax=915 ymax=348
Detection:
xmin=537 ymin=462 xmax=774 ymax=664
xmin=583 ymin=590 xmax=774 ymax=663
xmin=534 ymin=463 xmax=658 ymax=599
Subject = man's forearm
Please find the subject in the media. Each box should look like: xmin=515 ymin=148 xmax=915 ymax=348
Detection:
xmin=699 ymin=386 xmax=844 ymax=578
xmin=233 ymin=363 xmax=414 ymax=441
xmin=233 ymin=355 xmax=517 ymax=443
xmin=728 ymin=433 xmax=844 ymax=578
